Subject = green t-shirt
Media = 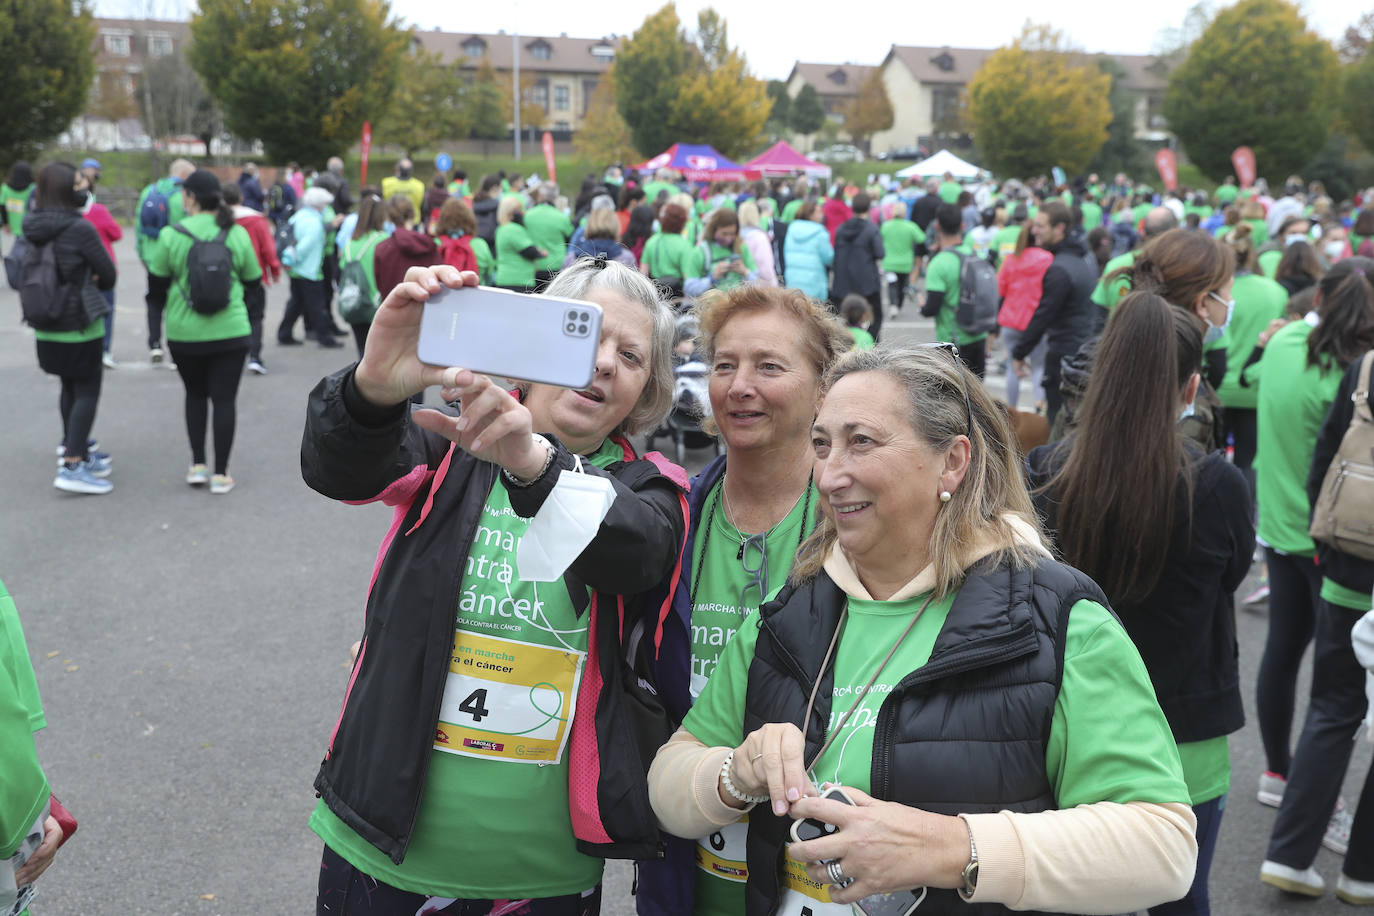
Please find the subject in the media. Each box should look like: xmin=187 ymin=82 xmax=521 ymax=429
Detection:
xmin=470 ymin=237 xmax=494 ymax=284
xmin=33 ymin=316 xmax=104 ymax=344
xmin=1092 ymin=250 xmax=1137 ymax=311
xmin=1132 ymin=203 xmax=1153 ymax=224
xmin=1322 ymin=578 xmax=1374 ymax=612
xmin=1216 ymin=185 xmax=1239 ymax=206
xmin=342 ymin=231 xmax=386 ymax=307
xmin=937 ymin=181 xmax=961 ymax=205
xmin=0 ymin=578 xmax=49 ymax=860
xmin=1176 ymin=737 xmax=1230 ymax=806
xmin=494 ymin=222 xmax=539 ymax=288
xmin=524 ymin=204 xmax=573 ymax=272
xmin=135 ymin=178 xmax=187 ymax=264
xmin=145 ymin=213 xmax=260 ymax=344
xmin=642 ymin=181 xmax=678 ymax=207
xmin=641 ymin=232 xmax=693 ymax=279
xmin=1 ymin=184 xmax=32 ymax=235
xmin=878 ymin=219 xmax=924 ymax=273
xmin=847 ymin=327 xmax=875 ymax=350
xmin=687 ymin=241 xmax=756 ymax=292
xmin=1245 ymin=219 xmax=1270 ymax=247
xmin=684 ymin=594 xmax=1189 ymax=915
xmin=1080 ymin=201 xmax=1103 ymax=232
xmin=992 ymin=224 xmax=1022 ymax=266
xmin=688 ymin=479 xmax=816 ymax=700
xmin=312 ymin=439 xmax=623 ymax=898
xmin=925 ymin=242 xmax=988 ymax=346
xmin=1255 ymin=321 xmax=1343 ymax=556
xmin=780 ymin=199 xmax=805 ymax=224
xmin=1257 ymin=248 xmax=1282 ymax=280
xmin=1215 ymin=273 xmax=1288 ymax=410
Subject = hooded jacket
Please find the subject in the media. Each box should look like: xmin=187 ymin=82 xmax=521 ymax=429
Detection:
xmin=1012 ymin=231 xmax=1098 ymax=361
xmin=781 ymin=219 xmax=833 ymax=301
xmin=232 ymin=205 xmax=281 ymax=285
xmin=372 ymin=227 xmax=439 ymax=304
xmin=473 ymin=196 xmax=500 ymax=249
xmin=831 ymin=215 xmax=885 ymax=299
xmin=237 ymin=172 xmax=265 ymax=212
xmin=21 ymin=208 xmax=116 ymax=331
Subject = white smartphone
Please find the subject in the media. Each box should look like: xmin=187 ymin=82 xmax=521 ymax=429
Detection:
xmin=416 ymin=285 xmax=604 ymax=389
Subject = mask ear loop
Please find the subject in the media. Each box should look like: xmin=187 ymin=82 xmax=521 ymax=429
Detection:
xmin=572 ymin=453 xmax=584 ymax=475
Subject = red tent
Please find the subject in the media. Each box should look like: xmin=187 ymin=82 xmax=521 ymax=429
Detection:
xmin=746 ymin=141 xmax=832 ymax=179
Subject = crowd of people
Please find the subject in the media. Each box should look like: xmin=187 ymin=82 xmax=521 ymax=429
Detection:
xmin=5 ymin=146 xmax=1374 ymax=916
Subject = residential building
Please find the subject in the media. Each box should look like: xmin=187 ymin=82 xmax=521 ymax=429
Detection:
xmin=66 ymin=18 xmax=191 ymax=150
xmin=409 ymin=29 xmax=620 ymax=135
xmin=784 ymin=62 xmax=876 ymax=126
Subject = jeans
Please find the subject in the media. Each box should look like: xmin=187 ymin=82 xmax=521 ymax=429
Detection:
xmin=998 ymin=326 xmax=1046 ymax=408
xmin=1267 ymin=598 xmax=1373 ymax=872
xmin=1150 ymin=794 xmax=1225 ymax=915
xmin=100 ymin=288 xmax=115 ymax=354
xmin=1256 ymin=548 xmax=1322 ymax=776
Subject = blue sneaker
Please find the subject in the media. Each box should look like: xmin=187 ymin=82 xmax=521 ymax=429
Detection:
xmin=54 ymin=461 xmax=113 ymax=495
xmin=56 ymin=439 xmax=106 ymax=466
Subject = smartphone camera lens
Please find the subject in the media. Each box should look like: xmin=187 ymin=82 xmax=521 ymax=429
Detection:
xmin=566 ymin=322 xmax=576 ymax=333
xmin=567 ymin=310 xmax=577 ymax=320
xmin=578 ymin=324 xmax=588 ymax=334
xmin=579 ymin=311 xmax=589 ymax=322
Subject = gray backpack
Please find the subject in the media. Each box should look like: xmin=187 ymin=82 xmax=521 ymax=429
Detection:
xmin=173 ymin=225 xmax=234 ymax=314
xmin=955 ymin=251 xmax=999 ymax=335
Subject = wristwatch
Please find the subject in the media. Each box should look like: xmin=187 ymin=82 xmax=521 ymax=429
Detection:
xmin=959 ymin=816 xmax=979 ymax=902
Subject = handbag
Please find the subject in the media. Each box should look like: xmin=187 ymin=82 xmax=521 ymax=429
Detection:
xmin=1310 ymin=351 xmax=1374 ymax=559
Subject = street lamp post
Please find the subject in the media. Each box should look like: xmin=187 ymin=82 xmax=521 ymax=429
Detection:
xmin=513 ymin=27 xmax=521 ymax=160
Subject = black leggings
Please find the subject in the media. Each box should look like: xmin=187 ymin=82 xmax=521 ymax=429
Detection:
xmin=1256 ymin=547 xmax=1322 ymax=776
xmin=170 ymin=346 xmax=248 ymax=475
xmin=59 ymin=373 xmax=102 ymax=461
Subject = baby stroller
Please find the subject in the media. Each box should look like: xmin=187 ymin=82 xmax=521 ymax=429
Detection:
xmin=646 ymin=318 xmax=720 ymax=464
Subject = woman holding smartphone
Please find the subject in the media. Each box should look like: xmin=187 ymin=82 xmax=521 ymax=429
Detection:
xmin=648 ymin=345 xmax=1198 ymax=916
xmin=302 ymin=259 xmax=688 ymax=915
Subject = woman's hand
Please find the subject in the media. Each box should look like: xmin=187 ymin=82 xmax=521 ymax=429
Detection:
xmin=14 ymin=816 xmax=63 ymax=886
xmin=787 ymin=787 xmax=969 ymax=903
xmin=722 ymin=724 xmax=817 ymax=816
xmin=1257 ymin=317 xmax=1289 ymax=347
xmin=711 ymin=260 xmax=733 ymax=281
xmin=353 ymin=266 xmax=480 ymax=407
xmin=411 ymin=370 xmax=548 ymax=479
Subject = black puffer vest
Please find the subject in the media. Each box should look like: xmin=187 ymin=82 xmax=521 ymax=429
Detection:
xmin=741 ymin=555 xmax=1110 ymax=915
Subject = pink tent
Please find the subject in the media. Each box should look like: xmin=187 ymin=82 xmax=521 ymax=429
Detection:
xmin=746 ymin=141 xmax=832 ymax=179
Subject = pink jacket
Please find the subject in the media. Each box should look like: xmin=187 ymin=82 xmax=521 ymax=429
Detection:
xmin=84 ymin=203 xmax=122 ymax=264
xmin=997 ymin=247 xmax=1054 ymax=332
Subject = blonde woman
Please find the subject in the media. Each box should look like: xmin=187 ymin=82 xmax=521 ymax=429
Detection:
xmin=737 ymin=201 xmax=777 ymax=287
xmin=493 ymin=195 xmax=545 ymax=292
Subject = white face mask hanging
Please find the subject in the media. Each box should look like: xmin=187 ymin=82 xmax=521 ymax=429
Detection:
xmin=516 ymin=454 xmax=617 ymax=582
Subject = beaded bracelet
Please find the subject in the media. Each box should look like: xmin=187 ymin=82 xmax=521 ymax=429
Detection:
xmin=720 ymin=749 xmax=770 ymax=806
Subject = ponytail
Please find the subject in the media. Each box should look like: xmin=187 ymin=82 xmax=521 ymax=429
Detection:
xmin=1309 ymin=256 xmax=1374 ymax=371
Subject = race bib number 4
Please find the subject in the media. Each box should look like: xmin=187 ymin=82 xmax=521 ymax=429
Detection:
xmin=434 ymin=630 xmax=583 ymax=764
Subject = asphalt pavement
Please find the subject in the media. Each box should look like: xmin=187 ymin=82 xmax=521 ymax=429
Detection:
xmin=0 ymin=233 xmax=1367 ymax=914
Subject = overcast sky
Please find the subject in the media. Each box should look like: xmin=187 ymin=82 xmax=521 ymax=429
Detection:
xmin=102 ymin=0 xmax=1365 ymax=81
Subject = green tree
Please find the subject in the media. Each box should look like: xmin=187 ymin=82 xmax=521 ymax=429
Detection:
xmin=967 ymin=25 xmax=1112 ymax=177
xmin=843 ymin=70 xmax=894 ymax=154
xmin=613 ymin=4 xmax=768 ymax=159
xmin=375 ymin=48 xmax=469 ymax=155
xmin=1163 ymin=0 xmax=1340 ymax=182
xmin=138 ymin=51 xmax=225 ymax=157
xmin=467 ymin=59 xmax=509 ymax=151
xmin=0 ymin=0 xmax=95 ymax=162
xmin=764 ymin=80 xmax=790 ymax=139
xmin=189 ymin=0 xmax=407 ymax=165
xmin=575 ymin=67 xmax=640 ymax=164
xmin=1345 ymin=48 xmax=1374 ymax=153
xmin=789 ymin=84 xmax=827 ymax=138
xmin=1087 ymin=56 xmax=1145 ymax=178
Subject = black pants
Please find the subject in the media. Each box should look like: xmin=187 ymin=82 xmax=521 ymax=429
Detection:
xmin=59 ymin=373 xmax=102 ymax=461
xmin=958 ymin=337 xmax=988 ymax=379
xmin=316 ymin=845 xmax=602 ymax=916
xmin=1256 ymin=547 xmax=1322 ymax=777
xmin=888 ymin=277 xmax=909 ymax=314
xmin=1268 ymin=598 xmax=1374 ymax=875
xmin=169 ymin=345 xmax=248 ymax=475
xmin=279 ymin=277 xmax=332 ymax=344
xmin=1226 ymin=406 xmax=1258 ymax=503
xmin=244 ymin=284 xmax=266 ymax=362
xmin=1043 ymin=350 xmax=1067 ymax=426
xmin=145 ymin=269 xmax=165 ymax=349
xmin=322 ymin=251 xmax=340 ymax=324
xmin=350 ymin=323 xmax=369 ymax=359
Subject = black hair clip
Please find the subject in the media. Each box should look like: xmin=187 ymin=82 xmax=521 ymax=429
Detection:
xmin=590 ymin=253 xmax=609 ymax=269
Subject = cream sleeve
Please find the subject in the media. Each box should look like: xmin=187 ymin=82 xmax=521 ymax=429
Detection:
xmin=648 ymin=726 xmax=750 ymax=838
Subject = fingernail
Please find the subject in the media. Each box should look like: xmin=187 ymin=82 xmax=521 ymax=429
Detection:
xmin=455 ymin=417 xmax=468 ymax=431
xmin=773 ymin=800 xmax=787 ymax=816
xmin=472 ymin=438 xmax=483 ymax=450
xmin=786 ymin=788 xmax=800 ymax=802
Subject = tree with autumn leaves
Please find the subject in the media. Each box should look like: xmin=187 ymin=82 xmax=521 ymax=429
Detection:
xmin=613 ymin=4 xmax=768 ymax=160
xmin=967 ymin=25 xmax=1112 ymax=177
xmin=843 ymin=71 xmax=894 ymax=155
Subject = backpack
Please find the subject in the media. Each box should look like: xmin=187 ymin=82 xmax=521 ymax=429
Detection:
xmin=337 ymin=235 xmax=383 ymax=324
xmin=1310 ymin=352 xmax=1374 ymax=560
xmin=7 ymin=237 xmax=80 ymax=330
xmin=172 ymin=224 xmax=234 ymax=315
xmin=139 ymin=184 xmax=172 ymax=240
xmin=955 ymin=250 xmax=999 ymax=335
xmin=276 ymin=218 xmax=298 ymax=268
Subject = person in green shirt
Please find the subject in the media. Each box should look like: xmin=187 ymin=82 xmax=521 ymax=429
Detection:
xmin=1215 ymin=177 xmax=1239 ymax=206
xmin=921 ymin=203 xmax=989 ymax=376
xmin=380 ymin=159 xmax=425 ymax=225
xmin=522 ymin=184 xmax=573 ymax=286
xmin=841 ymin=294 xmax=875 ymax=349
xmin=493 ymin=196 xmax=545 ymax=291
xmin=136 ymin=158 xmax=195 ymax=364
xmin=937 ymin=173 xmax=962 ymax=204
xmin=339 ymin=193 xmax=389 ymax=356
xmin=0 ymin=161 xmax=34 ymax=244
xmin=648 ymin=345 xmax=1196 ymax=916
xmin=878 ymin=201 xmax=924 ymax=317
xmin=991 ymin=202 xmax=1028 ymax=266
xmin=1251 ymin=259 xmax=1374 ymax=833
xmin=640 ymin=203 xmax=694 ymax=293
xmin=1079 ymin=195 xmax=1103 ymax=232
xmin=146 ymin=170 xmax=263 ymax=494
xmin=1092 ymin=206 xmax=1179 ymax=314
xmin=684 ymin=208 xmax=757 ymax=297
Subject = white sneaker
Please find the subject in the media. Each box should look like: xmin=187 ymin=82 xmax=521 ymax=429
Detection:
xmin=210 ymin=474 xmax=235 ymax=495
xmin=1338 ymin=873 xmax=1374 ymax=905
xmin=150 ymin=347 xmax=164 ymax=364
xmin=1261 ymin=860 xmax=1325 ymax=897
xmin=186 ymin=464 xmax=210 ymax=486
xmin=247 ymin=359 xmax=267 ymax=375
xmin=102 ymin=352 xmax=117 ymax=369
xmin=1258 ymin=771 xmax=1286 ymax=807
xmin=1326 ymin=797 xmax=1354 ymax=855
xmin=887 ymin=305 xmax=900 ymax=320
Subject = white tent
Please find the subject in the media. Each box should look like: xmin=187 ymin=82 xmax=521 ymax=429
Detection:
xmin=896 ymin=149 xmax=982 ymax=180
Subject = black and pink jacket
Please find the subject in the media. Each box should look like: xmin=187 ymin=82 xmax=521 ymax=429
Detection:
xmin=302 ymin=366 xmax=690 ymax=867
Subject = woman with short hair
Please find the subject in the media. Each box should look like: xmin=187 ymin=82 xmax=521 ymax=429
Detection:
xmin=736 ymin=201 xmax=777 ymax=287
xmin=494 ymin=196 xmax=545 ymax=292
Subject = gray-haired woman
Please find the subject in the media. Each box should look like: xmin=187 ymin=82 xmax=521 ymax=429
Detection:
xmin=649 ymin=344 xmax=1198 ymax=915
xmin=302 ymin=258 xmax=688 ymax=914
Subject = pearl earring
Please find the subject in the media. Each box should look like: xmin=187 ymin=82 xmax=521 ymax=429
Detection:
xmin=939 ymin=490 xmax=952 ymax=503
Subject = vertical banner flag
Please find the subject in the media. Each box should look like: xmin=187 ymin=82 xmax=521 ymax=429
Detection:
xmin=1231 ymin=147 xmax=1256 ymax=188
xmin=542 ymin=131 xmax=557 ymax=183
xmin=1154 ymin=148 xmax=1178 ymax=191
xmin=360 ymin=121 xmax=372 ymax=187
